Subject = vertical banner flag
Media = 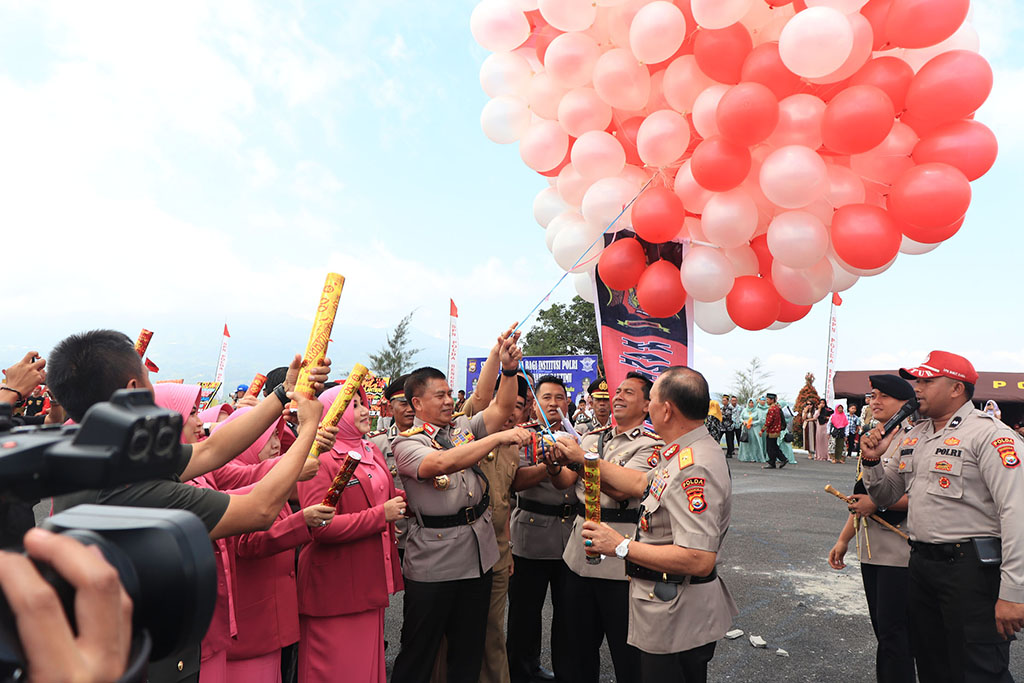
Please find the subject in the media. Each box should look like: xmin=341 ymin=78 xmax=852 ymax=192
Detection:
xmin=592 ymin=237 xmax=692 ymax=391
xmin=214 ymin=324 xmax=230 ymax=397
xmin=824 ymin=293 xmax=841 ymax=406
xmin=448 ymin=299 xmax=459 ymax=390
xmin=198 ymin=382 xmax=223 ymax=411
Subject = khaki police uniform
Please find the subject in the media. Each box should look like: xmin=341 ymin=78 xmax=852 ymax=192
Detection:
xmin=863 ymin=401 xmax=1024 ymax=681
xmin=507 ymin=422 xmax=578 ymax=682
xmin=389 ymin=412 xmax=498 ymax=683
xmin=627 ymin=425 xmax=737 ymax=680
xmin=563 ymin=423 xmax=662 ymax=683
xmin=579 ymin=414 xmax=612 ymax=436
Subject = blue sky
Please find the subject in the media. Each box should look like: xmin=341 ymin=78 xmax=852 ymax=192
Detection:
xmin=1 ymin=0 xmax=1021 ymax=400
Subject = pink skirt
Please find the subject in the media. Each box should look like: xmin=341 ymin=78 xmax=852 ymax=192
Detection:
xmin=199 ymin=648 xmax=227 ymax=683
xmin=226 ymin=650 xmax=282 ymax=683
xmin=299 ymin=609 xmax=386 ymax=683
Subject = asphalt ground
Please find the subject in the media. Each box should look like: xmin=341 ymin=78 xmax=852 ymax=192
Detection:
xmin=381 ymin=454 xmax=1024 ymax=682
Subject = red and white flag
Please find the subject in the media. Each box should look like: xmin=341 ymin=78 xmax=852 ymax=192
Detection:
xmin=448 ymin=300 xmax=459 ymax=392
xmin=214 ymin=324 xmax=230 ymax=387
xmin=824 ymin=294 xmax=841 ymax=406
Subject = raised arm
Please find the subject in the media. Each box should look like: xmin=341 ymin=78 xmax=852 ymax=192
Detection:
xmin=412 ymin=427 xmax=530 ymax=479
xmin=467 ymin=341 xmax=501 ymax=413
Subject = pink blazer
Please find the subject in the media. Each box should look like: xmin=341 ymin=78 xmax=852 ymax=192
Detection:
xmin=227 ymin=504 xmax=311 ymax=660
xmin=296 ymin=442 xmax=404 ymax=617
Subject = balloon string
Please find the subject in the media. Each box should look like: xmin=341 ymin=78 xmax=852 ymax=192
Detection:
xmin=522 ymin=372 xmax=555 ymax=437
xmin=514 ymin=174 xmax=657 ymax=333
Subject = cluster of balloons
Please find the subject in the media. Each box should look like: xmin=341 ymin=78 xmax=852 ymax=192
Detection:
xmin=471 ymin=0 xmax=997 ymax=334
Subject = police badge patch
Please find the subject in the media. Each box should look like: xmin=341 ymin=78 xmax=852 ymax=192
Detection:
xmin=683 ymin=477 xmax=706 ymax=514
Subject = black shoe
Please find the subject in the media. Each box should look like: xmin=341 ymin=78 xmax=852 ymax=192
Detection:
xmin=778 ymin=460 xmax=787 ymax=469
xmin=762 ymin=464 xmax=776 ymax=469
xmin=531 ymin=666 xmax=556 ymax=681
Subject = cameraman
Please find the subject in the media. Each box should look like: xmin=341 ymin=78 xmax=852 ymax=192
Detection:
xmin=0 ymin=528 xmax=133 ymax=683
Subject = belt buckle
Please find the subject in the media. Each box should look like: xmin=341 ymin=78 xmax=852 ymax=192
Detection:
xmin=561 ymin=504 xmax=574 ymax=518
xmin=463 ymin=506 xmax=478 ymax=525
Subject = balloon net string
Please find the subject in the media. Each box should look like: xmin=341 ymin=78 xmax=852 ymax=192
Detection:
xmin=514 ymin=173 xmax=657 ymax=333
xmin=522 ymin=371 xmax=555 ymax=437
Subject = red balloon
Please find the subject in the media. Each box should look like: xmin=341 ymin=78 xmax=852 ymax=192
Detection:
xmin=830 ymin=204 xmax=901 ymax=269
xmin=861 ymin=0 xmax=893 ymax=50
xmin=749 ymin=235 xmax=773 ymax=279
xmin=777 ymin=299 xmax=812 ymax=323
xmin=694 ymin=23 xmax=753 ymax=85
xmin=598 ymin=237 xmax=648 ymax=290
xmin=537 ymin=137 xmax=574 ymax=178
xmin=726 ymin=276 xmax=781 ymax=331
xmin=741 ymin=42 xmax=802 ymax=100
xmin=888 ymin=162 xmax=972 ymax=229
xmin=822 ymin=85 xmax=895 ymax=155
xmin=610 ymin=117 xmax=644 ymax=167
xmin=636 ymin=260 xmax=687 ymax=318
xmin=690 ymin=137 xmax=751 ymax=192
xmin=716 ymin=82 xmax=779 ymax=147
xmin=886 ymin=0 xmax=969 ymax=50
xmin=632 ymin=187 xmax=685 ymax=243
xmin=849 ymin=56 xmax=914 ymax=113
xmin=903 ymin=51 xmax=993 ymax=134
xmin=912 ymin=119 xmax=998 ymax=182
xmin=899 ymin=215 xmax=965 ymax=244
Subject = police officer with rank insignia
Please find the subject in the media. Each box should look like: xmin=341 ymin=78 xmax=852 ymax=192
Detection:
xmin=390 ymin=327 xmax=532 ymax=683
xmin=508 ymin=375 xmax=579 ymax=682
xmin=368 ymin=373 xmax=412 ymax=560
xmin=556 ymin=367 xmax=737 ymax=683
xmin=579 ymin=377 xmax=613 ymax=436
xmin=552 ymin=372 xmax=664 ymax=683
xmin=861 ymin=351 xmax=1024 ymax=682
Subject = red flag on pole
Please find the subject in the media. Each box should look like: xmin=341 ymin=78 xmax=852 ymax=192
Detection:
xmin=448 ymin=300 xmax=459 ymax=391
xmin=223 ymin=324 xmax=231 ymax=338
xmin=450 ymin=300 xmax=458 ymax=318
xmin=832 ymin=292 xmax=843 ymax=306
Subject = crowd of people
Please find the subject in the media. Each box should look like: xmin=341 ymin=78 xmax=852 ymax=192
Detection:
xmin=2 ymin=337 xmax=1024 ymax=683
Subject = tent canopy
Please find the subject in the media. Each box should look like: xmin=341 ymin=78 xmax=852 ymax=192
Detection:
xmin=834 ymin=370 xmax=1024 ymax=404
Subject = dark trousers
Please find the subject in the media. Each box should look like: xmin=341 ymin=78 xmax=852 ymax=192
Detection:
xmin=908 ymin=552 xmax=1013 ymax=683
xmin=507 ymin=556 xmax=571 ymax=683
xmin=639 ymin=642 xmax=716 ymax=683
xmin=391 ymin=573 xmax=493 ymax=683
xmin=861 ymin=563 xmax=915 ymax=683
xmin=847 ymin=432 xmax=860 ymax=455
xmin=764 ymin=434 xmax=785 ymax=467
xmin=724 ymin=428 xmax=735 ymax=456
xmin=562 ymin=569 xmax=639 ymax=683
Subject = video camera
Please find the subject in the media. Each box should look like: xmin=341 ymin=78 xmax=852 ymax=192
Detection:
xmin=0 ymin=390 xmax=216 ymax=682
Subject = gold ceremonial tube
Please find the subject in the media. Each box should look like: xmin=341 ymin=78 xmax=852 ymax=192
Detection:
xmin=309 ymin=364 xmax=369 ymax=459
xmin=294 ymin=273 xmax=345 ymax=400
xmin=584 ymin=453 xmax=602 ymax=565
xmin=824 ymin=484 xmax=909 ymax=540
xmin=247 ymin=374 xmax=267 ymax=397
xmin=135 ymin=329 xmax=154 ymax=358
xmin=322 ymin=451 xmax=362 ymax=507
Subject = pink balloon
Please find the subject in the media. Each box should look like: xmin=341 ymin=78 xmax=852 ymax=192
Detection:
xmin=778 ymin=7 xmax=854 ymax=79
xmin=527 ymin=73 xmax=569 ymax=120
xmin=592 ymin=48 xmax=652 ymax=111
xmin=558 ymin=87 xmax=613 ymax=136
xmin=637 ymin=110 xmax=690 ymax=167
xmin=571 ymin=130 xmax=627 ymax=180
xmin=886 ymin=0 xmax=969 ymax=49
xmin=692 ymin=84 xmax=730 ymax=139
xmin=646 ymin=70 xmax=672 ymax=114
xmin=694 ymin=23 xmax=753 ymax=84
xmin=680 ymin=246 xmax=736 ymax=301
xmin=716 ymin=82 xmax=779 ymax=146
xmin=767 ymin=210 xmax=829 ymax=268
xmin=824 ymin=163 xmax=866 ymax=208
xmin=520 ymin=120 xmax=570 ymax=171
xmin=630 ymin=1 xmax=688 ymax=64
xmin=849 ymin=121 xmax=917 ymax=186
xmin=471 ymin=0 xmax=532 ymax=52
xmin=741 ymin=41 xmax=803 ymax=100
xmin=544 ymin=32 xmax=602 ymax=88
xmin=673 ymin=159 xmax=714 ymax=214
xmin=821 ymin=85 xmax=895 ymax=155
xmin=805 ymin=12 xmax=873 ymax=84
xmin=759 ymin=145 xmax=828 ymax=209
xmin=539 ymin=0 xmax=597 ymax=32
xmin=903 ymin=50 xmax=993 ymax=133
xmin=662 ymin=55 xmax=716 ymax=113
xmin=556 ymin=163 xmax=593 ymax=207
xmin=767 ymin=94 xmax=825 ymax=149
xmin=912 ymin=119 xmax=998 ymax=182
xmin=701 ymin=189 xmax=759 ymax=248
xmin=849 ymin=56 xmax=914 ymax=113
xmin=692 ymin=0 xmax=756 ymax=30
xmin=770 ymin=258 xmax=834 ymax=306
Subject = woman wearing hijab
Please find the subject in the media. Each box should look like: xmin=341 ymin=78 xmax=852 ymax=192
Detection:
xmin=814 ymin=399 xmax=833 ymax=462
xmin=706 ymin=398 xmax=724 ymax=444
xmin=738 ymin=398 xmax=766 ymax=463
xmin=296 ymin=385 xmax=405 ymax=683
xmin=984 ymin=400 xmax=1001 ymax=421
xmin=829 ymin=404 xmax=849 ymax=464
xmin=802 ymin=400 xmax=817 ymax=459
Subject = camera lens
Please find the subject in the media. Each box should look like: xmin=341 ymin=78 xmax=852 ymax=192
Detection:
xmin=128 ymin=428 xmax=151 ymax=460
xmin=154 ymin=424 xmax=177 ymax=458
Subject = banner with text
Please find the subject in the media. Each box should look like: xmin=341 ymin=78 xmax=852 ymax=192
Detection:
xmin=198 ymin=381 xmax=222 ymax=411
xmin=465 ymin=355 xmax=599 ymax=402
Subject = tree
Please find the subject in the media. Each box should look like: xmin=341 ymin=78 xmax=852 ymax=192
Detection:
xmin=730 ymin=357 xmax=772 ymax=404
xmin=368 ymin=311 xmax=422 ymax=379
xmin=521 ymin=296 xmax=601 ymax=358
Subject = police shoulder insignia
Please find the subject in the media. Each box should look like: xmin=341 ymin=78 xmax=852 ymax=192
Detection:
xmin=399 ymin=426 xmax=424 ymax=437
xmin=992 ymin=436 xmax=1020 ymax=469
xmin=367 ymin=429 xmax=386 ymax=438
xmin=898 ymin=460 xmax=907 ymax=471
xmin=646 ymin=452 xmax=660 ymax=469
xmin=902 ymin=437 xmax=919 ymax=447
xmin=451 ymin=411 xmax=466 ymax=419
xmin=683 ymin=476 xmax=707 ymax=514
xmin=422 ymin=423 xmax=437 ymax=436
xmin=591 ymin=424 xmax=613 ymax=434
xmin=677 ymin=447 xmax=694 ymax=471
xmin=662 ymin=444 xmax=680 ymax=462
xmin=950 ymin=416 xmax=963 ymax=428
xmin=642 ymin=427 xmax=661 ymax=440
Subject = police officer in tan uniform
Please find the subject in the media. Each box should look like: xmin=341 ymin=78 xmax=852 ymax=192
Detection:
xmin=579 ymin=377 xmax=612 ymax=436
xmin=390 ymin=328 xmax=531 ymax=683
xmin=828 ymin=374 xmax=916 ymax=683
xmin=508 ymin=374 xmax=579 ymax=682
xmin=369 ymin=374 xmax=412 ymax=561
xmin=556 ymin=366 xmax=737 ymax=683
xmin=555 ymin=372 xmax=663 ymax=683
xmin=862 ymin=351 xmax=1024 ymax=682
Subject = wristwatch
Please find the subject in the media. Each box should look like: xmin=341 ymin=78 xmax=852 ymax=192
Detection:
xmin=273 ymin=383 xmax=289 ymax=406
xmin=614 ymin=538 xmax=631 ymax=560
xmin=501 ymin=367 xmax=519 ymax=377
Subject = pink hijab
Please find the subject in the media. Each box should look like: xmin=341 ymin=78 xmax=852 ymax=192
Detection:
xmin=830 ymin=407 xmax=849 ymax=430
xmin=210 ymin=406 xmax=285 ymax=465
xmin=199 ymin=403 xmax=233 ymax=424
xmin=153 ymin=384 xmax=202 ymax=444
xmin=318 ymin=384 xmax=373 ymax=455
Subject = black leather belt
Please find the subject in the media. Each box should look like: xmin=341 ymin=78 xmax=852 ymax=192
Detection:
xmin=625 ymin=562 xmax=718 ymax=585
xmin=419 ymin=493 xmax=490 ymax=528
xmin=909 ymin=539 xmax=999 ymax=563
xmin=575 ymin=503 xmax=639 ymax=524
xmin=517 ymin=497 xmax=576 ymax=519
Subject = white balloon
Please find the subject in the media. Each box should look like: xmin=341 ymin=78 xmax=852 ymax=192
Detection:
xmin=767 ymin=211 xmax=829 ymax=268
xmin=545 ymin=211 xmax=582 ymax=251
xmin=701 ymin=190 xmax=759 ymax=249
xmin=830 ymin=248 xmax=897 ymax=277
xmin=480 ymin=52 xmax=534 ymax=99
xmin=581 ymin=177 xmax=638 ymax=231
xmin=771 ymin=259 xmax=834 ymax=305
xmin=527 ymin=72 xmax=569 ymax=120
xmin=480 ymin=96 xmax=531 ymax=144
xmin=680 ymin=246 xmax=736 ymax=302
xmin=901 ymin=20 xmax=980 ymax=72
xmin=900 ymin=235 xmax=941 ymax=255
xmin=471 ymin=0 xmax=532 ymax=52
xmin=552 ymin=218 xmax=604 ymax=271
xmin=768 ymin=320 xmax=791 ymax=330
xmin=673 ymin=160 xmax=714 ymax=214
xmin=778 ymin=7 xmax=854 ymax=79
xmin=573 ymin=271 xmax=597 ymax=302
xmin=539 ymin=0 xmax=597 ymax=31
xmin=556 ymin=163 xmax=593 ymax=207
xmin=723 ymin=245 xmax=759 ymax=276
xmin=828 ymin=258 xmax=859 ymax=292
xmin=691 ymin=84 xmax=730 ymax=140
xmin=691 ymin=0 xmax=755 ymax=30
xmin=694 ymin=298 xmax=737 ymax=335
xmin=534 ymin=186 xmax=571 ymax=228
xmin=806 ymin=0 xmax=868 ymax=11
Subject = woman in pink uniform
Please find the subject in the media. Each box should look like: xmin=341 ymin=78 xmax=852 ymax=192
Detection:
xmin=296 ymin=385 xmax=405 ymax=683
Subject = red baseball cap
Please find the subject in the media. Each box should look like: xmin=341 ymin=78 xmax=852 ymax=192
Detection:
xmin=900 ymin=350 xmax=979 ymax=385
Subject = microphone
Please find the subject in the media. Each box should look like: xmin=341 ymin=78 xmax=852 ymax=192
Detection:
xmin=881 ymin=397 xmax=919 ymax=438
